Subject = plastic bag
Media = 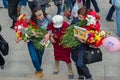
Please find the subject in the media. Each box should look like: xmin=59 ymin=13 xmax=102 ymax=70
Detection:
xmin=71 ymin=2 xmax=79 ymax=17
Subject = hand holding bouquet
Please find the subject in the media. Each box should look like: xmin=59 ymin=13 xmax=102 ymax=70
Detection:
xmin=60 ymin=10 xmax=110 ymax=48
xmin=14 ymin=14 xmax=47 ymax=50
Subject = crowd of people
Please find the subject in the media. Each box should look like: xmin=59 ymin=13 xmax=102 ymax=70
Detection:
xmin=0 ymin=0 xmax=120 ymax=80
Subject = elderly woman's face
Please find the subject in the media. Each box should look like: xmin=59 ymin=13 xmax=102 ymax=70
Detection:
xmin=35 ymin=10 xmax=44 ymax=20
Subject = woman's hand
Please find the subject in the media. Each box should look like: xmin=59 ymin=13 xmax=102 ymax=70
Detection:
xmin=30 ymin=32 xmax=36 ymax=36
xmin=74 ymin=34 xmax=86 ymax=43
xmin=50 ymin=36 xmax=56 ymax=43
xmin=44 ymin=33 xmax=51 ymax=42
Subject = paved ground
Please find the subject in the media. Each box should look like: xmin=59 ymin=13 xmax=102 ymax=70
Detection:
xmin=0 ymin=0 xmax=120 ymax=80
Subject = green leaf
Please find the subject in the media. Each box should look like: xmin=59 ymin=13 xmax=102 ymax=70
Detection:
xmin=60 ymin=20 xmax=87 ymax=48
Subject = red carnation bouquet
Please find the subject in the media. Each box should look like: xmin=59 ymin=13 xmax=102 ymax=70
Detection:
xmin=61 ymin=10 xmax=110 ymax=48
xmin=81 ymin=10 xmax=109 ymax=47
xmin=14 ymin=14 xmax=47 ymax=50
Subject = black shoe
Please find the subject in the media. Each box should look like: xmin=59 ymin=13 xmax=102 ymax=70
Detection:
xmin=78 ymin=76 xmax=84 ymax=80
xmin=1 ymin=65 xmax=4 ymax=69
xmin=96 ymin=10 xmax=100 ymax=13
xmin=53 ymin=71 xmax=59 ymax=75
xmin=68 ymin=74 xmax=74 ymax=79
xmin=10 ymin=26 xmax=14 ymax=29
xmin=106 ymin=19 xmax=114 ymax=22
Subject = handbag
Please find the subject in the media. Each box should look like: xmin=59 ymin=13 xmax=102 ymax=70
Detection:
xmin=84 ymin=48 xmax=102 ymax=64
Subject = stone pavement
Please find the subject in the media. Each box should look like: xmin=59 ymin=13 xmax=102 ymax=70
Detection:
xmin=0 ymin=0 xmax=120 ymax=80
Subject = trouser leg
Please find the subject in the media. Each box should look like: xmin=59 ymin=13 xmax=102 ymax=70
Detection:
xmin=76 ymin=65 xmax=84 ymax=76
xmin=91 ymin=0 xmax=100 ymax=12
xmin=86 ymin=0 xmax=91 ymax=9
xmin=67 ymin=62 xmax=73 ymax=75
xmin=27 ymin=41 xmax=42 ymax=72
xmin=116 ymin=9 xmax=120 ymax=36
xmin=56 ymin=4 xmax=62 ymax=15
xmin=106 ymin=5 xmax=115 ymax=20
xmin=54 ymin=60 xmax=59 ymax=72
xmin=8 ymin=2 xmax=18 ymax=27
xmin=78 ymin=65 xmax=92 ymax=79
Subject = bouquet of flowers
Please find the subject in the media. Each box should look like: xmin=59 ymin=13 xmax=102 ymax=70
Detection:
xmin=14 ymin=14 xmax=47 ymax=50
xmin=60 ymin=10 xmax=110 ymax=48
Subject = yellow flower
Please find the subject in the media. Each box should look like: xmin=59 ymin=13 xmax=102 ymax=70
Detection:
xmin=16 ymin=32 xmax=20 ymax=38
xmin=95 ymin=34 xmax=101 ymax=41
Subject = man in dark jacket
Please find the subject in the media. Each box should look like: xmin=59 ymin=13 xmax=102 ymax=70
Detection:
xmin=7 ymin=0 xmax=20 ymax=29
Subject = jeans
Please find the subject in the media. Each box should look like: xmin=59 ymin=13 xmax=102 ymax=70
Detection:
xmin=72 ymin=44 xmax=92 ymax=79
xmin=106 ymin=5 xmax=115 ymax=20
xmin=116 ymin=8 xmax=120 ymax=36
xmin=27 ymin=41 xmax=44 ymax=72
xmin=86 ymin=0 xmax=100 ymax=12
xmin=2 ymin=0 xmax=8 ymax=8
xmin=56 ymin=4 xmax=62 ymax=15
xmin=76 ymin=65 xmax=92 ymax=79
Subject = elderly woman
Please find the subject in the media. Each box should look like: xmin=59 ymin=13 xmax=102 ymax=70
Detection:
xmin=44 ymin=15 xmax=74 ymax=79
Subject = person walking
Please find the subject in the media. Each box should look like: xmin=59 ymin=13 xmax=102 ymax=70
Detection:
xmin=71 ymin=7 xmax=94 ymax=80
xmin=86 ymin=0 xmax=100 ymax=13
xmin=44 ymin=15 xmax=74 ymax=79
xmin=28 ymin=7 xmax=52 ymax=78
xmin=106 ymin=0 xmax=115 ymax=21
xmin=7 ymin=0 xmax=19 ymax=29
